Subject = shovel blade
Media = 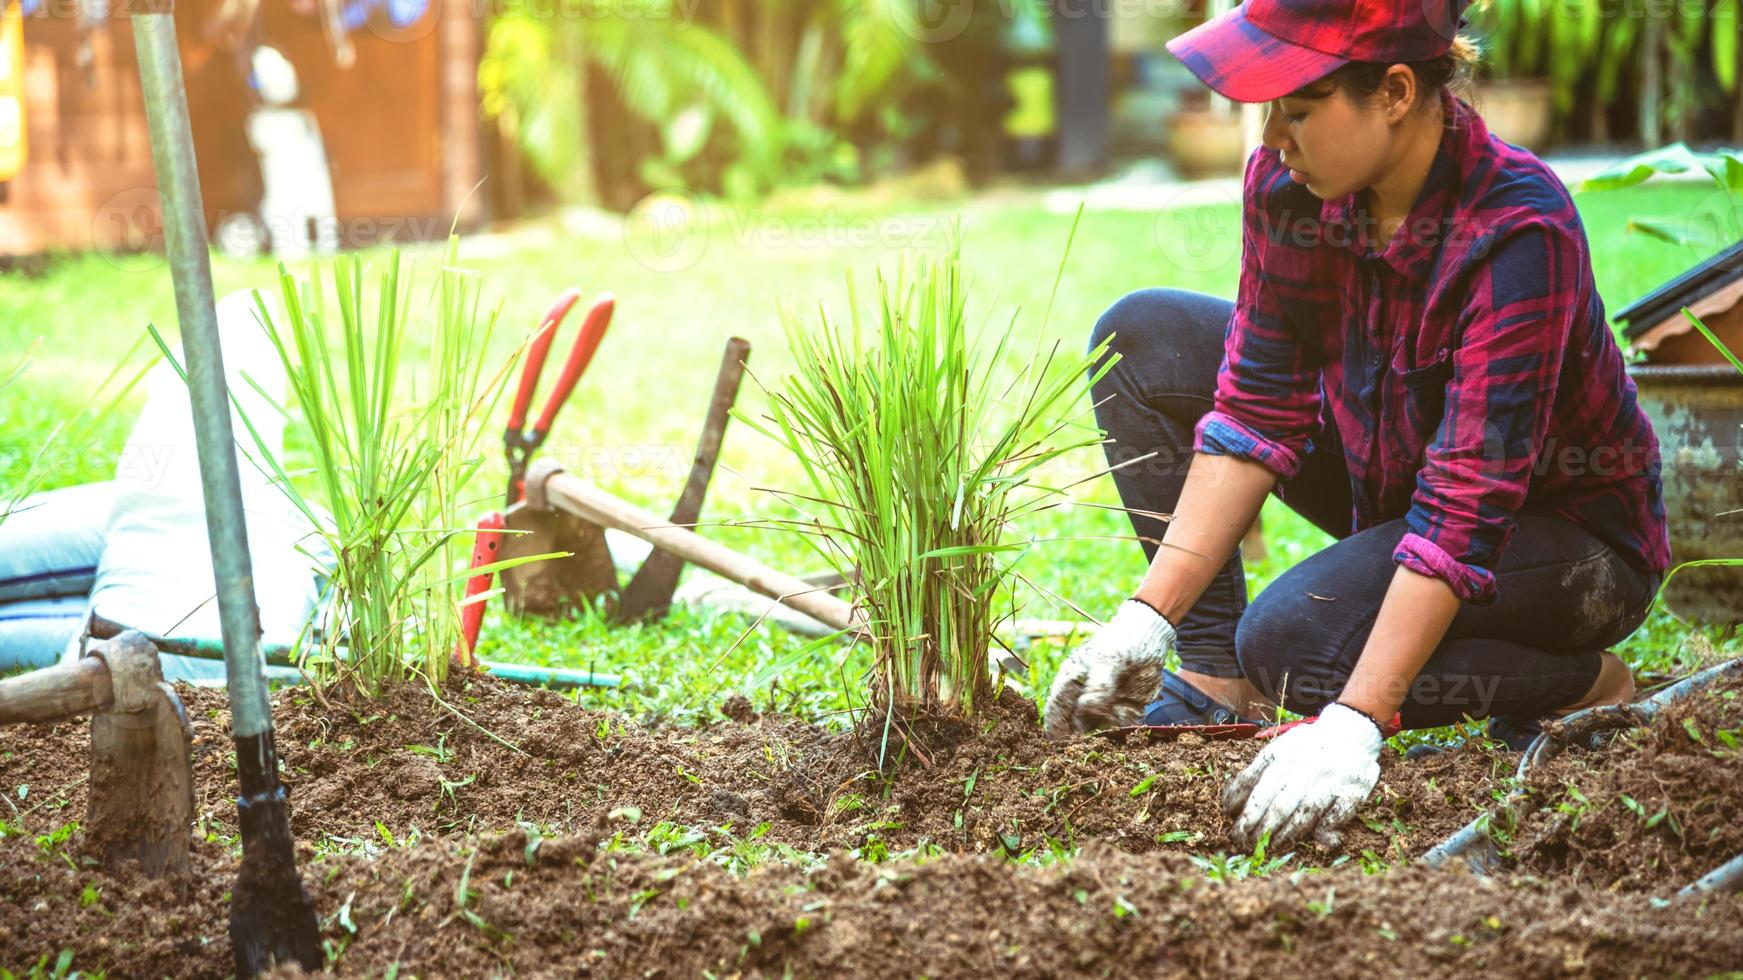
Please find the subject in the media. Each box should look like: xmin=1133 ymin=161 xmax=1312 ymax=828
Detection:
xmin=231 ymin=782 xmax=322 ymax=976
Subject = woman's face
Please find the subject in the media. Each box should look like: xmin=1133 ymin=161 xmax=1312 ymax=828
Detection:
xmin=1260 ymin=80 xmax=1404 ymax=201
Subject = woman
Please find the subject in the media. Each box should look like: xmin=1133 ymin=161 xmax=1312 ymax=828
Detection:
xmin=1043 ymin=0 xmax=1669 ymax=851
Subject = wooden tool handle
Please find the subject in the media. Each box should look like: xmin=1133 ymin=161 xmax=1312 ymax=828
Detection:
xmin=0 ymin=657 xmax=112 ymax=725
xmin=617 ymin=336 xmax=752 ymax=620
xmin=537 ymin=467 xmax=856 ymax=632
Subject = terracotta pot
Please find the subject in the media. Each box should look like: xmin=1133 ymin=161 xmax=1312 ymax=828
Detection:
xmin=1474 ymin=79 xmax=1554 ymax=151
xmin=1165 ymin=106 xmax=1248 ymax=178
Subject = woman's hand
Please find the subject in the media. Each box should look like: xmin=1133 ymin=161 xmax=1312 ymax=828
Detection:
xmin=1042 ymin=600 xmax=1178 ymax=738
xmin=1220 ymin=702 xmax=1383 ymax=849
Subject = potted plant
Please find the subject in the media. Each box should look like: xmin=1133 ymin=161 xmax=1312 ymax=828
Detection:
xmin=1468 ymin=0 xmax=1558 ymax=149
xmin=1165 ymin=88 xmax=1253 ymax=177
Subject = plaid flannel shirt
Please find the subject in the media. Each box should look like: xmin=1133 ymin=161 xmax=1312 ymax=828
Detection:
xmin=1195 ymin=94 xmax=1670 ymax=603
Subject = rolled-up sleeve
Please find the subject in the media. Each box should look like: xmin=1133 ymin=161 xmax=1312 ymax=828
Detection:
xmin=1395 ymin=223 xmax=1575 ymax=603
xmin=1193 ymin=150 xmax=1325 ymax=481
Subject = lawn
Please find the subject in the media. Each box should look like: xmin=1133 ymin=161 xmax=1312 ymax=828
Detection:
xmin=1 ymin=180 xmax=1733 ymax=728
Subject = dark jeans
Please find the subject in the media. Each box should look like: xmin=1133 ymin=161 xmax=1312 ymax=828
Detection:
xmin=1088 ymin=288 xmax=1660 ymax=727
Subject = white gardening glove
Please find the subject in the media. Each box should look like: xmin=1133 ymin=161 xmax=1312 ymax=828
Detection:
xmin=1221 ymin=702 xmax=1383 ymax=850
xmin=1042 ymin=599 xmax=1177 ymax=739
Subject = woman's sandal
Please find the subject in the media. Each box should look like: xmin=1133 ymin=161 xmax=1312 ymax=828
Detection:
xmin=1140 ymin=669 xmax=1262 ymax=727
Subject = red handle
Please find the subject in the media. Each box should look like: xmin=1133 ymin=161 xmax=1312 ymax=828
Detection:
xmin=532 ymin=293 xmax=615 ymax=436
xmin=1255 ymin=710 xmax=1403 ymax=740
xmin=507 ymin=288 xmax=583 ymax=431
xmin=454 ymin=511 xmax=507 ymax=668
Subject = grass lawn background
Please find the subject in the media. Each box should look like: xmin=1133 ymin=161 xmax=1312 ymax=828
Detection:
xmin=2 ymin=181 xmax=1734 ymax=728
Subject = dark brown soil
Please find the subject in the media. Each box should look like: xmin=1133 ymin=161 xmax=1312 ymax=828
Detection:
xmin=1509 ymin=679 xmax=1743 ymax=892
xmin=5 ymin=677 xmax=1503 ymax=861
xmin=1 ymin=671 xmax=1739 ymax=977
xmin=5 ymin=827 xmax=1741 ymax=979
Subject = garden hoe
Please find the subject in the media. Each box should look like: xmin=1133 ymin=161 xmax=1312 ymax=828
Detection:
xmin=525 ymin=458 xmax=859 ymax=633
xmin=131 ymin=10 xmax=320 ymax=975
xmin=479 ymin=328 xmax=758 ymax=627
xmin=0 ymin=631 xmax=193 ymax=876
xmin=614 ymin=335 xmax=753 ymax=622
xmin=495 ymin=289 xmax=620 ymax=615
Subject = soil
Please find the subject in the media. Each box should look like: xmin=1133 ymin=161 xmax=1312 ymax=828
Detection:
xmin=1 ymin=672 xmax=1740 ymax=977
xmin=1509 ymin=679 xmax=1743 ymax=892
xmin=3 ymin=680 xmax=1503 ymax=861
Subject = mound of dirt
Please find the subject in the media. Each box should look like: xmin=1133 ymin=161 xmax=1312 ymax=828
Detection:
xmin=1509 ymin=678 xmax=1743 ymax=892
xmin=0 ymin=675 xmax=1502 ymax=863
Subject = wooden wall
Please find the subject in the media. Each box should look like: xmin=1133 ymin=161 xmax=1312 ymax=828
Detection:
xmin=0 ymin=15 xmax=155 ymax=255
xmin=0 ymin=0 xmax=483 ymax=258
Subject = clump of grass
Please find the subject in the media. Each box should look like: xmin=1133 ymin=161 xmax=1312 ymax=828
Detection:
xmin=242 ymin=238 xmax=513 ymax=696
xmin=742 ymin=218 xmax=1116 ymax=743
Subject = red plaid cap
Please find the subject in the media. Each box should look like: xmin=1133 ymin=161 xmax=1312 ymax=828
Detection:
xmin=1166 ymin=0 xmax=1467 ymax=103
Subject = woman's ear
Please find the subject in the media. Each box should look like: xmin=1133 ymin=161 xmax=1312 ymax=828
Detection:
xmin=1380 ymin=64 xmax=1418 ymax=124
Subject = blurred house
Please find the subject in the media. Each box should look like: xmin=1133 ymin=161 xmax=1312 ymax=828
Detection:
xmin=0 ymin=0 xmax=483 ymax=257
xmin=1615 ymin=241 xmax=1743 ymax=364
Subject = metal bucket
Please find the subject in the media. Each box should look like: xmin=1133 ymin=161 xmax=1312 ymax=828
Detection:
xmin=1629 ymin=364 xmax=1743 ymax=624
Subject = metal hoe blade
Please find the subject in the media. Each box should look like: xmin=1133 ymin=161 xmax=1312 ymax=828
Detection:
xmin=85 ymin=632 xmax=194 ymax=876
xmin=0 ymin=632 xmax=194 ymax=877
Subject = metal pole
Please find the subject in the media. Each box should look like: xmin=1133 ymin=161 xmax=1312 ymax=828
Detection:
xmin=130 ymin=13 xmax=270 ymax=737
xmin=130 ymin=10 xmax=320 ymax=975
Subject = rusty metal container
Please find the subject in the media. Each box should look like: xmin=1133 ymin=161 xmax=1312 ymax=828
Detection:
xmin=1629 ymin=364 xmax=1743 ymax=624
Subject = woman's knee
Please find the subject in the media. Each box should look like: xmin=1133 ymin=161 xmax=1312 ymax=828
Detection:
xmin=1234 ymin=591 xmax=1345 ymax=711
xmin=1088 ymin=287 xmax=1229 ymax=368
xmin=1090 ymin=288 xmax=1161 ymax=356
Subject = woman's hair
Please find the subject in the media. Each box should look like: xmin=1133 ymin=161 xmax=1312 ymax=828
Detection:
xmin=1309 ymin=35 xmax=1481 ymax=109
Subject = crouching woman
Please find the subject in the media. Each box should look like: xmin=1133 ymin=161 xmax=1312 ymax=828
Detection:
xmin=1044 ymin=0 xmax=1669 ymax=850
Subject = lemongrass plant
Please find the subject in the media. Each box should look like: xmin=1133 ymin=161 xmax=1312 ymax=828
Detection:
xmin=239 ymin=238 xmax=516 ymax=696
xmin=742 ymin=220 xmax=1117 ymax=740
